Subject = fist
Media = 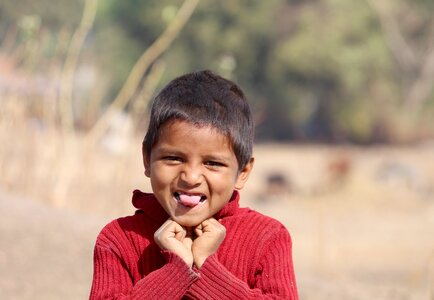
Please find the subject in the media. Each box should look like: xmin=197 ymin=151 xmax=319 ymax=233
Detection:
xmin=192 ymin=218 xmax=226 ymax=268
xmin=154 ymin=219 xmax=194 ymax=267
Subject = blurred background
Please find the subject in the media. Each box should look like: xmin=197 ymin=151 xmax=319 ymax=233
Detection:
xmin=1 ymin=0 xmax=434 ymax=299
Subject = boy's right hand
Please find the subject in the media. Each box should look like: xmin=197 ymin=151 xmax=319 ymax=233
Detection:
xmin=154 ymin=219 xmax=194 ymax=268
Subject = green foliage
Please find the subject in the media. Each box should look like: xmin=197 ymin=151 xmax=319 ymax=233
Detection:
xmin=0 ymin=0 xmax=81 ymax=29
xmin=269 ymin=0 xmax=397 ymax=142
xmin=1 ymin=0 xmax=433 ymax=143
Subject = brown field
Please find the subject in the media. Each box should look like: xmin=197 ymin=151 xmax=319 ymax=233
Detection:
xmin=1 ymin=124 xmax=434 ymax=299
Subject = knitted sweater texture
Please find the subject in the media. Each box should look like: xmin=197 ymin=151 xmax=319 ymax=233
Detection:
xmin=90 ymin=190 xmax=298 ymax=299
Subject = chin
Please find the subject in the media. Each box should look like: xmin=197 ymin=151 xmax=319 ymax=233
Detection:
xmin=173 ymin=215 xmax=205 ymax=228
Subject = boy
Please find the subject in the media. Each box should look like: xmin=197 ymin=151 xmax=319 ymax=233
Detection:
xmin=90 ymin=70 xmax=298 ymax=299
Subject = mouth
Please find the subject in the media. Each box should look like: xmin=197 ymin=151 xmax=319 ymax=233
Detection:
xmin=174 ymin=191 xmax=207 ymax=207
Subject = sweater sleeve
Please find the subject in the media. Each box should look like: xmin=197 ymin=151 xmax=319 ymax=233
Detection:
xmin=185 ymin=227 xmax=298 ymax=300
xmin=90 ymin=245 xmax=199 ymax=300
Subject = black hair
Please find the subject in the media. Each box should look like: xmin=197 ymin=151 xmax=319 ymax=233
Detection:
xmin=143 ymin=70 xmax=254 ymax=170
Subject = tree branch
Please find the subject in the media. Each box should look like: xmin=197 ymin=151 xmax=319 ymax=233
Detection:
xmin=59 ymin=0 xmax=99 ymax=133
xmin=405 ymin=37 xmax=434 ymax=112
xmin=86 ymin=0 xmax=200 ymax=145
xmin=366 ymin=0 xmax=418 ymax=71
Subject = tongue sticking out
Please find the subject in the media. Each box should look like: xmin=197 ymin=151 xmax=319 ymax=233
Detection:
xmin=178 ymin=194 xmax=202 ymax=207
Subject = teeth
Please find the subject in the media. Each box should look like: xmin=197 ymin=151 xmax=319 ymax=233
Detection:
xmin=173 ymin=192 xmax=207 ymax=203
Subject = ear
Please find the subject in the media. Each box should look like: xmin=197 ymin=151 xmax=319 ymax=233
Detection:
xmin=142 ymin=148 xmax=151 ymax=178
xmin=235 ymin=157 xmax=254 ymax=190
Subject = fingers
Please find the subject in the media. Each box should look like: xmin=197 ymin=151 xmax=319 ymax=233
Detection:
xmin=183 ymin=234 xmax=193 ymax=249
xmin=207 ymin=218 xmax=222 ymax=227
xmin=158 ymin=218 xmax=226 ymax=242
xmin=173 ymin=224 xmax=186 ymax=241
xmin=191 ymin=218 xmax=226 ymax=269
xmin=154 ymin=219 xmax=174 ymax=240
xmin=194 ymin=223 xmax=203 ymax=237
xmin=196 ymin=218 xmax=225 ymax=233
xmin=155 ymin=218 xmax=188 ymax=244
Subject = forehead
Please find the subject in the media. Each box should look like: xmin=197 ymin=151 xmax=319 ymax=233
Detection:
xmin=155 ymin=120 xmax=234 ymax=153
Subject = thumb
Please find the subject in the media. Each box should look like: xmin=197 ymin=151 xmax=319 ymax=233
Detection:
xmin=183 ymin=229 xmax=193 ymax=248
xmin=194 ymin=223 xmax=204 ymax=237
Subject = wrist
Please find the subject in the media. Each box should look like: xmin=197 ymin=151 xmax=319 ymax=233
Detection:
xmin=186 ymin=257 xmax=194 ymax=268
xmin=162 ymin=250 xmax=193 ymax=268
xmin=179 ymin=252 xmax=194 ymax=268
xmin=194 ymin=255 xmax=208 ymax=268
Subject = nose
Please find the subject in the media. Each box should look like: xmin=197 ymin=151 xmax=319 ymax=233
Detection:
xmin=180 ymin=163 xmax=203 ymax=187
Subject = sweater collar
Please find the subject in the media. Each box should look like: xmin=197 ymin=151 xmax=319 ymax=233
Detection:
xmin=132 ymin=190 xmax=240 ymax=223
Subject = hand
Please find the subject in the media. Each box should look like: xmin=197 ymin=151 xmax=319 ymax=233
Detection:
xmin=192 ymin=218 xmax=226 ymax=268
xmin=154 ymin=219 xmax=194 ymax=267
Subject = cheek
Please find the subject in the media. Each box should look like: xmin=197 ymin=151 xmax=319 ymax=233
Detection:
xmin=152 ymin=163 xmax=174 ymax=177
xmin=208 ymin=171 xmax=238 ymax=190
xmin=150 ymin=166 xmax=174 ymax=187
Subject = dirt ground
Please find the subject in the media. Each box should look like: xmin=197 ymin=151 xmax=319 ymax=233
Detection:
xmin=248 ymin=144 xmax=434 ymax=300
xmin=1 ymin=144 xmax=434 ymax=299
xmin=0 ymin=189 xmax=105 ymax=299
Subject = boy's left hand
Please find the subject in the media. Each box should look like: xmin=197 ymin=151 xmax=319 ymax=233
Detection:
xmin=192 ymin=218 xmax=226 ymax=268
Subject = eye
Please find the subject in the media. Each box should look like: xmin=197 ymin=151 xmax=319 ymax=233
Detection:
xmin=162 ymin=156 xmax=183 ymax=163
xmin=205 ymin=160 xmax=225 ymax=168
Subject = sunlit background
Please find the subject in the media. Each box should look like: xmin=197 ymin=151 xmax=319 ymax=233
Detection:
xmin=1 ymin=0 xmax=434 ymax=299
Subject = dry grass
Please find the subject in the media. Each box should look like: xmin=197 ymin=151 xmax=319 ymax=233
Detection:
xmin=1 ymin=98 xmax=434 ymax=299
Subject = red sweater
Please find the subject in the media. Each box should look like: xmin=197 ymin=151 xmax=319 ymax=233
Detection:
xmin=90 ymin=190 xmax=298 ymax=299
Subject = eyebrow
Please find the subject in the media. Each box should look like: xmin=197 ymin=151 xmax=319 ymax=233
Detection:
xmin=155 ymin=145 xmax=232 ymax=162
xmin=203 ymin=154 xmax=231 ymax=163
xmin=153 ymin=146 xmax=184 ymax=156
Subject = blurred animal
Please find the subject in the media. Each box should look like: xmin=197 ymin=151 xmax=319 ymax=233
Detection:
xmin=323 ymin=152 xmax=352 ymax=192
xmin=265 ymin=172 xmax=291 ymax=197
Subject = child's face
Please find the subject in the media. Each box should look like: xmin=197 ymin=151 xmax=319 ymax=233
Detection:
xmin=144 ymin=120 xmax=253 ymax=227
